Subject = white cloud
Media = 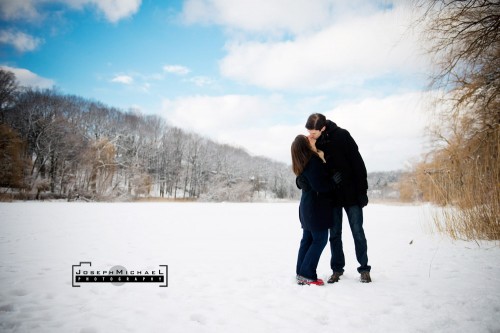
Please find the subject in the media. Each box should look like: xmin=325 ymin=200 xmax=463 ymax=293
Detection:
xmin=0 ymin=0 xmax=39 ymax=21
xmin=174 ymin=0 xmax=431 ymax=170
xmin=219 ymin=5 xmax=426 ymax=91
xmin=181 ymin=0 xmax=427 ymax=92
xmin=181 ymin=0 xmax=382 ymax=35
xmin=161 ymin=93 xmax=301 ymax=163
xmin=286 ymin=91 xmax=430 ymax=171
xmin=0 ymin=30 xmax=43 ymax=53
xmin=0 ymin=0 xmax=141 ymax=23
xmin=181 ymin=0 xmax=325 ymax=34
xmin=161 ymin=94 xmax=282 ymax=135
xmin=0 ymin=66 xmax=55 ymax=89
xmin=161 ymin=91 xmax=430 ymax=171
xmin=323 ymin=91 xmax=431 ymax=171
xmin=163 ymin=65 xmax=191 ymax=75
xmin=88 ymin=0 xmax=142 ymax=23
xmin=111 ymin=75 xmax=134 ymax=84
xmin=184 ymin=76 xmax=214 ymax=87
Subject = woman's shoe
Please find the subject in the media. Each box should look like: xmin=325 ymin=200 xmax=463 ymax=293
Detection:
xmin=296 ymin=275 xmax=324 ymax=286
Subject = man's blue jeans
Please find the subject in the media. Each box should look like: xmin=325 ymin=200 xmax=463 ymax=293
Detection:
xmin=329 ymin=205 xmax=371 ymax=273
xmin=296 ymin=229 xmax=328 ymax=280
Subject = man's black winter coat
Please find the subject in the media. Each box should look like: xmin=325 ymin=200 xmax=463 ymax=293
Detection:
xmin=315 ymin=120 xmax=368 ymax=207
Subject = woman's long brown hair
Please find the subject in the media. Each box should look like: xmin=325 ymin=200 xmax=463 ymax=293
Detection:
xmin=291 ymin=135 xmax=316 ymax=176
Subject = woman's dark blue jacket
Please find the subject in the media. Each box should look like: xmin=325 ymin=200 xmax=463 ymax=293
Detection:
xmin=298 ymin=155 xmax=338 ymax=231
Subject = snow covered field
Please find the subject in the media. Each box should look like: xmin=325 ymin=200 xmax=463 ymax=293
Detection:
xmin=0 ymin=202 xmax=499 ymax=333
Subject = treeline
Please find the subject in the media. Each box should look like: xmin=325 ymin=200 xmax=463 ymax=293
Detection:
xmin=0 ymin=69 xmax=298 ymax=201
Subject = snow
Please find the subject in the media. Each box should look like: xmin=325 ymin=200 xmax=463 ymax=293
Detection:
xmin=0 ymin=202 xmax=499 ymax=333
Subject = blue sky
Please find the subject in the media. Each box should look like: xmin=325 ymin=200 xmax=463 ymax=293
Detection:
xmin=0 ymin=0 xmax=433 ymax=171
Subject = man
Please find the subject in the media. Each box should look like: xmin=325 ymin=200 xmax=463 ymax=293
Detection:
xmin=305 ymin=113 xmax=371 ymax=283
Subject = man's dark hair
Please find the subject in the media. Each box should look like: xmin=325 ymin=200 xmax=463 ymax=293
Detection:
xmin=305 ymin=113 xmax=327 ymax=130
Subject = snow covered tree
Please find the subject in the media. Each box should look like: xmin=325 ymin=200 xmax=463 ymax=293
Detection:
xmin=0 ymin=73 xmax=297 ymax=201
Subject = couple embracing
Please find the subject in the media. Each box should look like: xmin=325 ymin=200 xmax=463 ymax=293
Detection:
xmin=291 ymin=113 xmax=371 ymax=286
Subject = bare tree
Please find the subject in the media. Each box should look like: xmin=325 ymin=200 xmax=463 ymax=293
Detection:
xmin=414 ymin=0 xmax=499 ymax=240
xmin=0 ymin=69 xmax=18 ymax=115
xmin=0 ymin=124 xmax=28 ymax=190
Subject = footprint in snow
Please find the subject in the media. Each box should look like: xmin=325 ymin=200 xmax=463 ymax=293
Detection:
xmin=10 ymin=289 xmax=28 ymax=296
xmin=0 ymin=304 xmax=16 ymax=312
xmin=190 ymin=313 xmax=208 ymax=325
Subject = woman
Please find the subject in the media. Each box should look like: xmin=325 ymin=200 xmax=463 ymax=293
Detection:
xmin=291 ymin=135 xmax=340 ymax=286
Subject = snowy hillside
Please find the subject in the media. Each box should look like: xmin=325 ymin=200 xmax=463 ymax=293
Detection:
xmin=0 ymin=202 xmax=499 ymax=332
